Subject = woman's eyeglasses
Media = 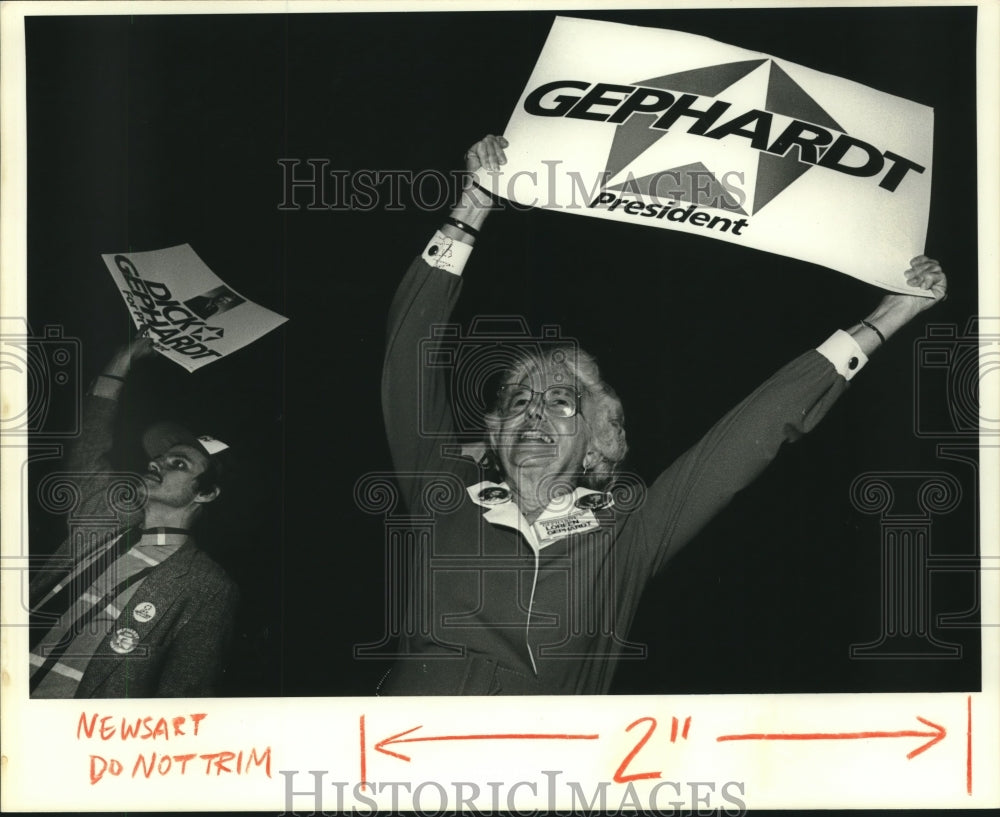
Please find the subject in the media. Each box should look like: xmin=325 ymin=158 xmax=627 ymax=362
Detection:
xmin=495 ymin=384 xmax=580 ymax=418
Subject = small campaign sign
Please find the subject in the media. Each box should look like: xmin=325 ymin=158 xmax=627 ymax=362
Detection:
xmin=483 ymin=17 xmax=934 ymax=292
xmin=102 ymin=244 xmax=287 ymax=371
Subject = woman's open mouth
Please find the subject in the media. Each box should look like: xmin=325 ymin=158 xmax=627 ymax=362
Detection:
xmin=518 ymin=429 xmax=555 ymax=444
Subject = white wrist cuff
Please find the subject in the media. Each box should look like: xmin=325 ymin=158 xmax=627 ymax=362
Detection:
xmin=816 ymin=329 xmax=868 ymax=381
xmin=422 ymin=230 xmax=473 ymax=276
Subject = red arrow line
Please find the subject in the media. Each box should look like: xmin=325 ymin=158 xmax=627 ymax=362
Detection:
xmin=717 ymin=716 xmax=946 ymax=759
xmin=375 ymin=725 xmax=600 ymax=762
xmin=966 ymin=695 xmax=972 ymax=795
xmin=360 ymin=715 xmax=367 ymax=791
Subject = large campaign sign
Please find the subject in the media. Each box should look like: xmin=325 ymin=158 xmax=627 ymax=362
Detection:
xmin=102 ymin=244 xmax=287 ymax=371
xmin=484 ymin=17 xmax=934 ymax=292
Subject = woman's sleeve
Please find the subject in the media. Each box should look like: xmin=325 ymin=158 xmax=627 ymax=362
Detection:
xmin=639 ymin=348 xmax=851 ymax=576
xmin=382 ymin=251 xmax=465 ymax=512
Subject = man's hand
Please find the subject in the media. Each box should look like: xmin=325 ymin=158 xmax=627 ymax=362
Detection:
xmin=107 ymin=335 xmax=157 ymax=373
xmin=92 ymin=335 xmax=157 ymax=397
xmin=129 ymin=335 xmax=159 ymax=362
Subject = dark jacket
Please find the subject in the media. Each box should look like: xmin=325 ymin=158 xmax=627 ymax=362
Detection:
xmin=30 ymin=395 xmax=238 ymax=698
xmin=378 ymin=254 xmax=848 ymax=695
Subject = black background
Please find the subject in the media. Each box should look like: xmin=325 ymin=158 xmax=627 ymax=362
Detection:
xmin=25 ymin=6 xmax=981 ymax=696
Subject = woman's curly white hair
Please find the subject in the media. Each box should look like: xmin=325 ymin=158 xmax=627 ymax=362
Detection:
xmin=485 ymin=344 xmax=627 ymax=489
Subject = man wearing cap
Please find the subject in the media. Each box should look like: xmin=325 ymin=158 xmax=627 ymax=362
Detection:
xmin=29 ymin=338 xmax=239 ymax=698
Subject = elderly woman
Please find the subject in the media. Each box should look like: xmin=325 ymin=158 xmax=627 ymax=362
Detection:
xmin=380 ymin=134 xmax=947 ymax=695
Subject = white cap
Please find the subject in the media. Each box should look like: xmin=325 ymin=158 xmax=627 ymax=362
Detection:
xmin=196 ymin=435 xmax=230 ymax=456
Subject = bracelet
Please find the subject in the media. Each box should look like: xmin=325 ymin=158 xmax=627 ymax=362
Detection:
xmin=445 ymin=216 xmax=481 ymax=238
xmin=860 ymin=319 xmax=886 ymax=345
xmin=98 ymin=373 xmax=126 ymax=382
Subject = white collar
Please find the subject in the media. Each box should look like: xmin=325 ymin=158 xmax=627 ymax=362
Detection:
xmin=466 ymin=480 xmax=611 ymax=550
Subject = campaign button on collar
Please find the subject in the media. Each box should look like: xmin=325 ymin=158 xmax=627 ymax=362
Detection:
xmin=133 ymin=602 xmax=156 ymax=623
xmin=478 ymin=486 xmax=511 ymax=505
xmin=575 ymin=492 xmax=612 ymax=511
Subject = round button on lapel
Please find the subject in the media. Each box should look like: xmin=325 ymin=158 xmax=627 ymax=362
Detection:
xmin=109 ymin=627 xmax=140 ymax=655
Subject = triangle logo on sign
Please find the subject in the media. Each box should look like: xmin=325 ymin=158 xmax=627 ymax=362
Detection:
xmin=601 ymin=58 xmax=844 ymax=214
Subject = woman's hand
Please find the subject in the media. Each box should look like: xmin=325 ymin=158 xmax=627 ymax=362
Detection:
xmin=877 ymin=255 xmax=947 ymax=321
xmin=446 ymin=134 xmax=508 ymax=241
xmin=851 ymin=255 xmax=948 ymax=353
xmin=464 ymin=134 xmax=508 ymax=175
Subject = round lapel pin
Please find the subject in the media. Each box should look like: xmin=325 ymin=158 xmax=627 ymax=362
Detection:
xmin=109 ymin=627 xmax=141 ymax=655
xmin=133 ymin=602 xmax=156 ymax=623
